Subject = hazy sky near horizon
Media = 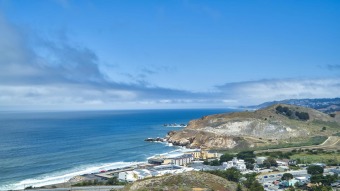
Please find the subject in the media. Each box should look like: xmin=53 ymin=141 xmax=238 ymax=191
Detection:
xmin=0 ymin=0 xmax=340 ymax=110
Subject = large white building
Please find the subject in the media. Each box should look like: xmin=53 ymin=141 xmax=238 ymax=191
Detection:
xmin=118 ymin=169 xmax=158 ymax=182
xmin=222 ymin=157 xmax=247 ymax=171
xmin=118 ymin=164 xmax=194 ymax=182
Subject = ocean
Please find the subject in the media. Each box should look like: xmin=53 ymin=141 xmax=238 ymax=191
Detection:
xmin=0 ymin=109 xmax=236 ymax=190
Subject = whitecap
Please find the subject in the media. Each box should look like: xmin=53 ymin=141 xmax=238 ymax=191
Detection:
xmin=0 ymin=161 xmax=141 ymax=190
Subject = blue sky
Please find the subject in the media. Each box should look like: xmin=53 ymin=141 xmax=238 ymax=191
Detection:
xmin=0 ymin=0 xmax=339 ymax=110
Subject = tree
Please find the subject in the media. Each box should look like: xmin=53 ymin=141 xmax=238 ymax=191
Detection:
xmin=225 ymin=167 xmax=242 ymax=182
xmin=209 ymin=159 xmax=220 ymax=166
xmin=236 ymin=183 xmax=243 ymax=191
xmin=307 ymin=165 xmax=324 ymax=175
xmin=249 ymin=180 xmax=264 ymax=191
xmin=242 ymin=173 xmax=257 ymax=188
xmin=107 ymin=177 xmax=119 ymax=185
xmin=236 ymin=151 xmax=255 ymax=160
xmin=281 ymin=173 xmax=294 ymax=181
xmin=246 ymin=163 xmax=254 ymax=170
xmin=263 ymin=157 xmax=278 ymax=168
xmin=311 ymin=174 xmax=338 ymax=185
xmin=220 ymin=153 xmax=235 ymax=163
xmin=322 ymin=127 xmax=326 ymax=131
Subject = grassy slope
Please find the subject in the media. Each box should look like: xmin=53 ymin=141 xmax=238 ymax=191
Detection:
xmin=124 ymin=171 xmax=242 ymax=191
xmin=185 ymin=104 xmax=340 ymax=150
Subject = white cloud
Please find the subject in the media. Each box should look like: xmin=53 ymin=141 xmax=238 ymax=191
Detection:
xmin=0 ymin=14 xmax=339 ymax=110
xmin=217 ymin=78 xmax=340 ymax=105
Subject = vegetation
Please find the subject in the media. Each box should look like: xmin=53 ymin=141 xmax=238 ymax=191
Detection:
xmin=275 ymin=105 xmax=310 ymax=120
xmin=207 ymin=167 xmax=242 ymax=182
xmin=254 ymin=136 xmax=328 ymax=151
xmin=208 ymin=169 xmax=264 ymax=190
xmin=124 ymin=171 xmax=242 ymax=191
xmin=263 ymin=157 xmax=278 ymax=168
xmin=241 ymin=173 xmax=264 ymax=191
xmin=281 ymin=173 xmax=293 ymax=181
xmin=333 ymin=132 xmax=340 ymax=136
xmin=237 ymin=150 xmax=256 ymax=160
xmin=329 ymin=113 xmax=336 ymax=118
xmin=310 ymin=174 xmax=338 ymax=185
xmin=257 ymin=151 xmax=293 ymax=159
xmin=219 ymin=153 xmax=235 ymax=163
xmin=248 ymin=180 xmax=264 ymax=191
xmin=236 ymin=183 xmax=243 ymax=191
xmin=72 ymin=177 xmax=125 ymax=187
xmin=290 ymin=152 xmax=339 ymax=166
xmin=203 ymin=159 xmax=220 ymax=166
xmin=307 ymin=165 xmax=324 ymax=175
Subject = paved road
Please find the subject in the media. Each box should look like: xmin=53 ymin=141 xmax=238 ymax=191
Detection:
xmin=16 ymin=186 xmax=124 ymax=191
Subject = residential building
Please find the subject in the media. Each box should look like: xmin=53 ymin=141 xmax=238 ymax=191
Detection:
xmin=256 ymin=157 xmax=267 ymax=165
xmin=118 ymin=171 xmax=136 ymax=182
xmin=222 ymin=157 xmax=247 ymax=171
xmin=169 ymin=154 xmax=194 ymax=166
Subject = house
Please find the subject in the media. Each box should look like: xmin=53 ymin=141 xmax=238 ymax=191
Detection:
xmin=191 ymin=149 xmax=202 ymax=160
xmin=222 ymin=157 xmax=247 ymax=171
xmin=295 ymin=176 xmax=309 ymax=185
xmin=278 ymin=166 xmax=289 ymax=172
xmin=169 ymin=154 xmax=194 ymax=166
xmin=201 ymin=149 xmax=221 ymax=160
xmin=276 ymin=160 xmax=288 ymax=166
xmin=132 ymin=169 xmax=150 ymax=180
xmin=288 ymin=160 xmax=297 ymax=166
xmin=186 ymin=149 xmax=221 ymax=160
xmin=118 ymin=169 xmax=159 ymax=182
xmin=256 ymin=157 xmax=267 ymax=165
xmin=148 ymin=154 xmax=194 ymax=166
xmin=118 ymin=171 xmax=136 ymax=182
xmin=153 ymin=164 xmax=193 ymax=175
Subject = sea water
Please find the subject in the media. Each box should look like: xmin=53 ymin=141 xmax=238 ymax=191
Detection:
xmin=0 ymin=109 xmax=235 ymax=190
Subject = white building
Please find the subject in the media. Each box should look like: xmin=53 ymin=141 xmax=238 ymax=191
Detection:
xmin=222 ymin=157 xmax=247 ymax=171
xmin=118 ymin=169 xmax=158 ymax=182
xmin=153 ymin=164 xmax=194 ymax=175
xmin=256 ymin=157 xmax=267 ymax=165
xmin=118 ymin=171 xmax=136 ymax=182
xmin=276 ymin=160 xmax=288 ymax=166
xmin=118 ymin=165 xmax=194 ymax=182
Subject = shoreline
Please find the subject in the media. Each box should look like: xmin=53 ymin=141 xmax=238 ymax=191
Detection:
xmin=5 ymin=145 xmax=192 ymax=191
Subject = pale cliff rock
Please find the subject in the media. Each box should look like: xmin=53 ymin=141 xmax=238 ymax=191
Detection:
xmin=166 ymin=104 xmax=340 ymax=149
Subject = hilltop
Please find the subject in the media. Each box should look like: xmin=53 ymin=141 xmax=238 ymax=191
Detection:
xmin=123 ymin=171 xmax=241 ymax=191
xmin=249 ymin=98 xmax=340 ymax=113
xmin=166 ymin=104 xmax=340 ymax=150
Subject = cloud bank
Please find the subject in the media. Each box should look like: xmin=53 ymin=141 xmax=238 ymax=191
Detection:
xmin=0 ymin=15 xmax=339 ymax=110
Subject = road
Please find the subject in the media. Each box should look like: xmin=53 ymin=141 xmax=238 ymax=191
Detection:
xmin=16 ymin=186 xmax=124 ymax=191
xmin=255 ymin=136 xmax=340 ymax=154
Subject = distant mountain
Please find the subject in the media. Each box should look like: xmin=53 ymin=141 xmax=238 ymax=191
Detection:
xmin=249 ymin=98 xmax=340 ymax=113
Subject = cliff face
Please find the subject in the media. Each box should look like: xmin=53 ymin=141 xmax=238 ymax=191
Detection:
xmin=166 ymin=104 xmax=340 ymax=149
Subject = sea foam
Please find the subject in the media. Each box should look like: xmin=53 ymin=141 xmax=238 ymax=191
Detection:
xmin=0 ymin=162 xmax=140 ymax=190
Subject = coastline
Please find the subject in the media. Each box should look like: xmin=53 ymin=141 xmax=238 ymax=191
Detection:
xmin=1 ymin=109 xmax=232 ymax=190
xmin=4 ymin=145 xmax=192 ymax=191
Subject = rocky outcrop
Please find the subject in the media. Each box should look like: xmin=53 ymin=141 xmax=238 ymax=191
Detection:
xmin=144 ymin=137 xmax=166 ymax=142
xmin=165 ymin=104 xmax=340 ymax=149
